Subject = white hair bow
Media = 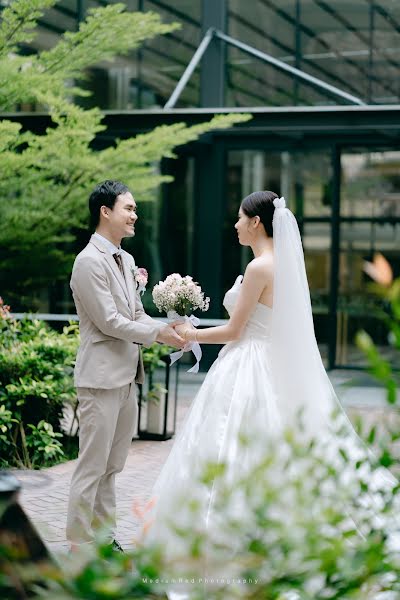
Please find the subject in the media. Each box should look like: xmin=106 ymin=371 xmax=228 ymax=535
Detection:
xmin=273 ymin=196 xmax=286 ymax=209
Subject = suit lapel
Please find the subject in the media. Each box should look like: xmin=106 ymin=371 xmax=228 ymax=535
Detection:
xmin=104 ymin=253 xmax=131 ymax=305
xmin=121 ymin=253 xmax=136 ymax=318
xmin=89 ymin=235 xmax=133 ymax=314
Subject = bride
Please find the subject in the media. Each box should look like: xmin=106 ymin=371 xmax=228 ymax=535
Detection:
xmin=145 ymin=191 xmax=398 ymax=594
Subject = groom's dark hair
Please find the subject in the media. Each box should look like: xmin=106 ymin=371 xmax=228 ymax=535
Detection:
xmin=89 ymin=180 xmax=130 ymax=231
xmin=241 ymin=190 xmax=278 ymax=238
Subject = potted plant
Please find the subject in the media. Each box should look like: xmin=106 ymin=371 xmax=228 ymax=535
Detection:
xmin=146 ymin=383 xmax=168 ymax=435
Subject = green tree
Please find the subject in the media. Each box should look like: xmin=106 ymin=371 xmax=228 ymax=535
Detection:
xmin=0 ymin=0 xmax=250 ymax=308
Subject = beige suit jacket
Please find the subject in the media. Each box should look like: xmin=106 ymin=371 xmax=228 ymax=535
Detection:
xmin=71 ymin=235 xmax=164 ymax=389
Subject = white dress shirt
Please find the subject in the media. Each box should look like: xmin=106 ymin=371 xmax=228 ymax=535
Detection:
xmin=93 ymin=232 xmax=121 ymax=256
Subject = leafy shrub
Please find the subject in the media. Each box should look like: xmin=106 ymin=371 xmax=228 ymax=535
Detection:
xmin=142 ymin=343 xmax=172 ymax=377
xmin=136 ymin=419 xmax=399 ymax=600
xmin=26 ymin=420 xmax=64 ymax=466
xmin=0 ymin=298 xmax=78 ymax=468
xmin=0 ymin=535 xmax=166 ymax=600
xmin=356 ymin=273 xmax=400 ymax=405
xmin=5 ymin=418 xmax=400 ymax=599
xmin=356 ymin=256 xmax=400 ymax=465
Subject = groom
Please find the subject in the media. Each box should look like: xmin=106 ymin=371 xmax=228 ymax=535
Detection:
xmin=66 ymin=180 xmax=184 ymax=549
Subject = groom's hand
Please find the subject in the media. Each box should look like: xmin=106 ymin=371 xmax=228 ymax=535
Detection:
xmin=156 ymin=324 xmax=185 ymax=349
xmin=174 ymin=322 xmax=190 ymax=337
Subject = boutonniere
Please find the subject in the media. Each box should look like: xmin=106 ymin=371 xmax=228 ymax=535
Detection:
xmin=131 ymin=265 xmax=148 ymax=295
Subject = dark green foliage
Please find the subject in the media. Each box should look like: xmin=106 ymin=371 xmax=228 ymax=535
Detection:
xmin=0 ymin=0 xmax=251 ymax=308
xmin=0 ymin=301 xmax=78 ymax=467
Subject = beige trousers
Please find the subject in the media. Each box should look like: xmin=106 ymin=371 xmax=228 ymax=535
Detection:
xmin=66 ymin=383 xmax=138 ymax=544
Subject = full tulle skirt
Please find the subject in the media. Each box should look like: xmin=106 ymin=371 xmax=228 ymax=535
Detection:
xmin=147 ymin=334 xmax=281 ymax=552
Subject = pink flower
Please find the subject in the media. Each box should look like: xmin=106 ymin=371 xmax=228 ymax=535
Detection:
xmin=132 ymin=266 xmax=148 ymax=295
xmin=136 ymin=267 xmax=148 ymax=287
xmin=0 ymin=297 xmax=11 ymax=319
xmin=363 ymin=253 xmax=393 ymax=287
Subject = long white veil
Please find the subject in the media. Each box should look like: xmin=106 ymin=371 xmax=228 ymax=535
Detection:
xmin=271 ymin=196 xmax=399 ymax=513
xmin=271 ymin=196 xmax=340 ymax=435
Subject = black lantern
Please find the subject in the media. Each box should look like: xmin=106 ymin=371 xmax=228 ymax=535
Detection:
xmin=137 ymin=356 xmax=179 ymax=441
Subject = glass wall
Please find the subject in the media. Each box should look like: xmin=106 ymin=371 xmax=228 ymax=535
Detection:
xmin=11 ymin=0 xmax=400 ymax=110
xmin=224 ymin=148 xmax=333 ymax=363
xmin=216 ymin=145 xmax=400 ymax=367
xmin=337 ymin=149 xmax=400 ymax=365
xmin=138 ymin=0 xmax=201 ymax=108
xmin=227 ymin=0 xmax=400 ymax=107
xmin=80 ymin=0 xmax=201 ymax=109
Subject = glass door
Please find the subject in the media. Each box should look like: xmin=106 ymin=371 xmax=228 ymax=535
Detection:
xmin=337 ymin=150 xmax=400 ymax=366
xmin=225 ymin=148 xmax=334 ymax=364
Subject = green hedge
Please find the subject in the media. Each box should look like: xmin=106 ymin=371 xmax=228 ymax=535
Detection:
xmin=0 ymin=299 xmax=78 ymax=468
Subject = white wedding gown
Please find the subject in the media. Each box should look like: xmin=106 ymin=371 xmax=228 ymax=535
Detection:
xmin=147 ymin=275 xmax=284 ymax=593
xmin=146 ymin=274 xmax=399 ymax=591
xmin=146 ymin=199 xmax=399 ymax=598
xmin=151 ymin=274 xmax=281 ymax=515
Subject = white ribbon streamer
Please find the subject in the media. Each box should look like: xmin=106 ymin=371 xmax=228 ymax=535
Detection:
xmin=167 ymin=311 xmax=202 ymax=373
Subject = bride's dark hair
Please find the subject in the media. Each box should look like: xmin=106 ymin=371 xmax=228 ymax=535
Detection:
xmin=241 ymin=190 xmax=279 ymax=238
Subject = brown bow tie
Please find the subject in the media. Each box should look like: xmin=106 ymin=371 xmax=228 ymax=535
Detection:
xmin=113 ymin=253 xmax=124 ymax=276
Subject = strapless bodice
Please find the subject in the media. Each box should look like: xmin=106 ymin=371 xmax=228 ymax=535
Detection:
xmin=223 ymin=275 xmax=272 ymax=340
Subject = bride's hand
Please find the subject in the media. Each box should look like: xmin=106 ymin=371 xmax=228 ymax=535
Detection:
xmin=170 ymin=319 xmax=185 ymax=328
xmin=174 ymin=323 xmax=190 ymax=337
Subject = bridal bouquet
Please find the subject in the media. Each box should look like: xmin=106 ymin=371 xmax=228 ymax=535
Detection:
xmin=152 ymin=274 xmax=210 ymax=372
xmin=152 ymin=274 xmax=210 ymax=319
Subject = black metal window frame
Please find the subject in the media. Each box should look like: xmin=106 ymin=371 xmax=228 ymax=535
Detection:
xmin=196 ymin=135 xmax=400 ymax=371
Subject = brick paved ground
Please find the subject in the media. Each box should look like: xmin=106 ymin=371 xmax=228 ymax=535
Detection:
xmin=14 ymin=370 xmax=399 ymax=555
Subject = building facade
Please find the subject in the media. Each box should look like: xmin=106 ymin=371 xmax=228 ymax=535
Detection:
xmin=10 ymin=0 xmax=400 ymax=368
